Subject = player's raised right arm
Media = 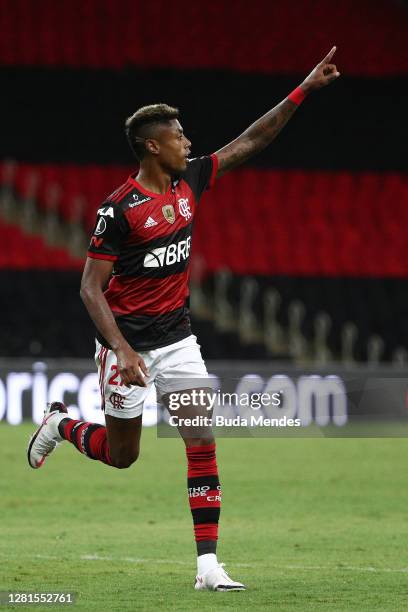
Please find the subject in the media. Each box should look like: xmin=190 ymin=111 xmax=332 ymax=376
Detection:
xmin=80 ymin=258 xmax=149 ymax=387
xmin=215 ymin=47 xmax=340 ymax=177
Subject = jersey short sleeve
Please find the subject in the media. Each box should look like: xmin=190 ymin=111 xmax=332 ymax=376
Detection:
xmin=182 ymin=153 xmax=218 ymax=202
xmin=87 ymin=203 xmax=129 ymax=261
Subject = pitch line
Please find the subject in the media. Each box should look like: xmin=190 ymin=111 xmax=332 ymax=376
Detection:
xmin=30 ymin=554 xmax=408 ymax=574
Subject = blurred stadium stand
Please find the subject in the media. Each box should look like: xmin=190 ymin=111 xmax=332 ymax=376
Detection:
xmin=1 ymin=0 xmax=407 ymax=75
xmin=1 ymin=0 xmax=407 ymax=363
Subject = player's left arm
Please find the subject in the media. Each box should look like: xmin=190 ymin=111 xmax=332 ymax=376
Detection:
xmin=215 ymin=47 xmax=340 ymax=177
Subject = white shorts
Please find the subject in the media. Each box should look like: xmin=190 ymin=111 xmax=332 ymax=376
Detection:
xmin=95 ymin=334 xmax=208 ymax=419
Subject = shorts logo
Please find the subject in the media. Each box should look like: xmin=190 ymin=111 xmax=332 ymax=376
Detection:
xmin=109 ymin=392 xmax=126 ymax=410
xmin=143 ymin=237 xmax=191 ymax=267
xmin=162 ymin=204 xmax=175 ymax=224
xmin=178 ymin=197 xmax=191 ymax=220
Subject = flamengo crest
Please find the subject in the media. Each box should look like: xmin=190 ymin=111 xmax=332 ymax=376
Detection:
xmin=109 ymin=392 xmax=125 ymax=409
xmin=178 ymin=197 xmax=191 ymax=220
xmin=162 ymin=204 xmax=175 ymax=224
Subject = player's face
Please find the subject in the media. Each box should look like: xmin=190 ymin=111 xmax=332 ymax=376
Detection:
xmin=155 ymin=120 xmax=191 ymax=174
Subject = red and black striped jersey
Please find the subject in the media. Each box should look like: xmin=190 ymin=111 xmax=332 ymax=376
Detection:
xmin=87 ymin=154 xmax=218 ymax=351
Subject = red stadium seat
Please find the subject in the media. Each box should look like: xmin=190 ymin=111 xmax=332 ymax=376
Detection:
xmin=0 ymin=0 xmax=407 ymax=76
xmin=0 ymin=218 xmax=83 ymax=270
xmin=1 ymin=161 xmax=407 ymax=275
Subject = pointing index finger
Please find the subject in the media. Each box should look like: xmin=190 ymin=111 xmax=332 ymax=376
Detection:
xmin=321 ymin=46 xmax=337 ymax=64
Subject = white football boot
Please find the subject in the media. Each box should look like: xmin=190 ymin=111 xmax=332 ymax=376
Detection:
xmin=194 ymin=563 xmax=246 ymax=591
xmin=27 ymin=402 xmax=68 ymax=469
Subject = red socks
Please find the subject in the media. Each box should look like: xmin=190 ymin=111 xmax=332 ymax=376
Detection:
xmin=61 ymin=422 xmax=221 ymax=555
xmin=186 ymin=443 xmax=221 ymax=554
xmin=61 ymin=419 xmax=112 ymax=466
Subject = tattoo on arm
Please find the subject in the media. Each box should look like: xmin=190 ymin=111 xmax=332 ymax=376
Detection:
xmin=215 ymin=98 xmax=298 ymax=176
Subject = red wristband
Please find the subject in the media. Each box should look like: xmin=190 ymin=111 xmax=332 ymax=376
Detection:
xmin=288 ymin=86 xmax=306 ymax=106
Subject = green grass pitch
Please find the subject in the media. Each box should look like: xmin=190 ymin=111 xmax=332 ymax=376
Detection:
xmin=1 ymin=423 xmax=408 ymax=611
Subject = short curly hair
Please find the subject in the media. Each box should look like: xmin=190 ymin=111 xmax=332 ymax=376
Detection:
xmin=125 ymin=103 xmax=180 ymax=161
